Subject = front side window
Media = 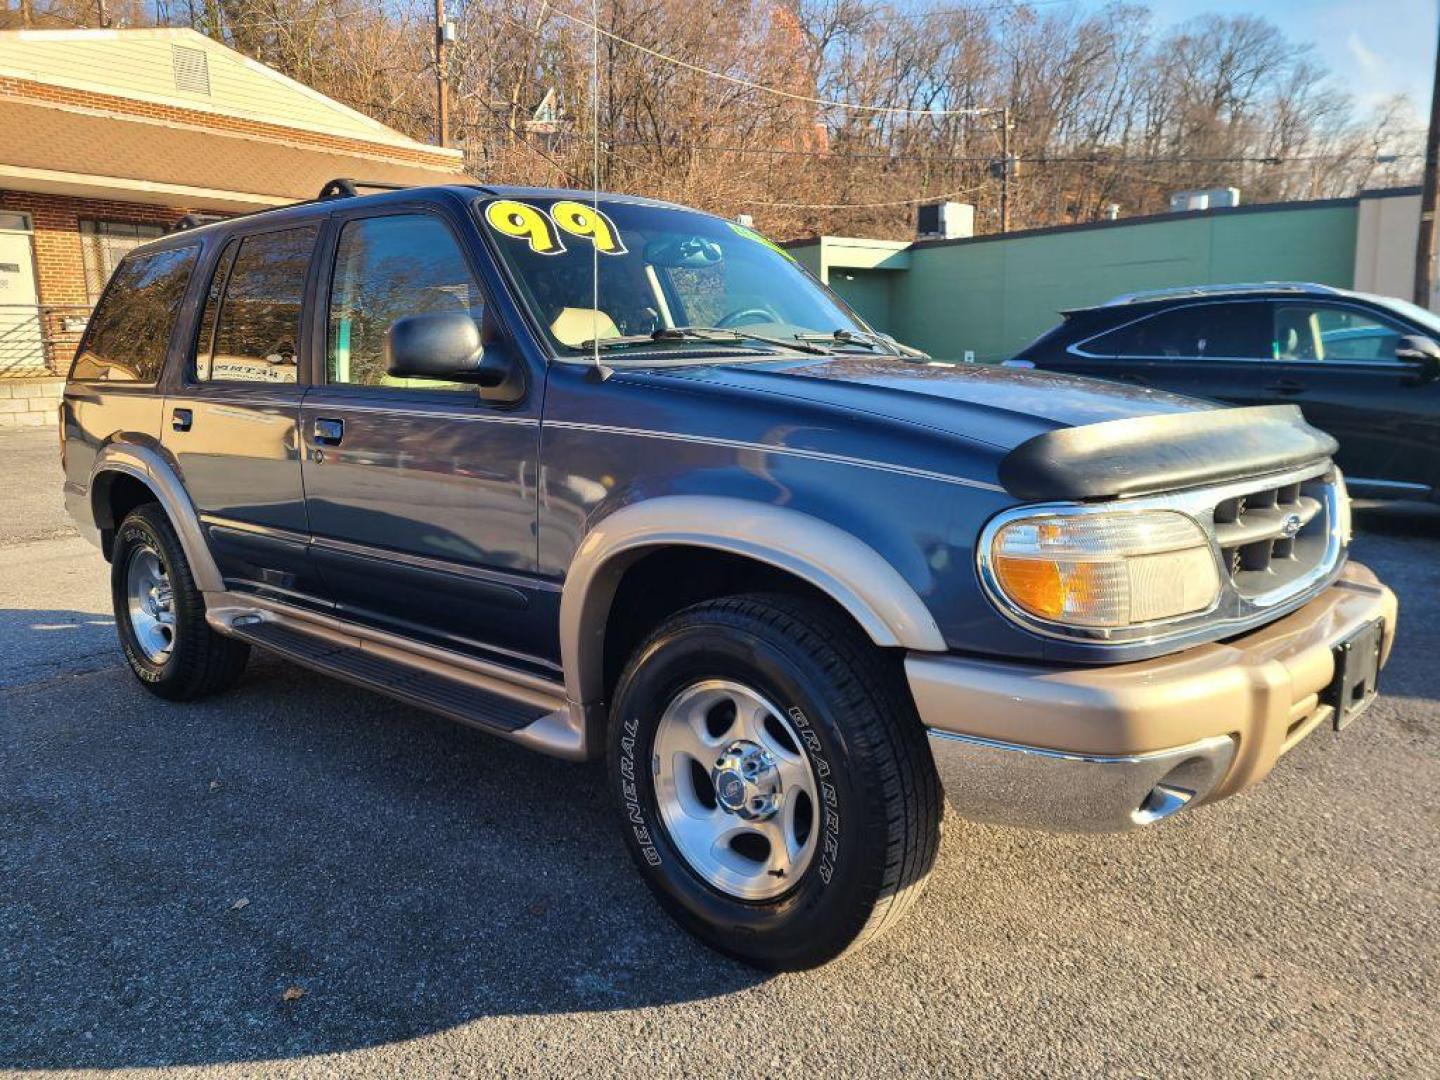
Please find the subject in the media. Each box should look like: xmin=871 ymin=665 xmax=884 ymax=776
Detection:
xmin=79 ymin=220 xmax=167 ymax=304
xmin=477 ymin=196 xmax=867 ymax=358
xmin=326 ymin=214 xmax=481 ymax=389
xmin=197 ymin=226 xmax=316 ymax=383
xmin=1273 ymin=303 xmax=1407 ymax=363
xmin=1085 ymin=303 xmax=1268 ymax=360
xmin=70 ymin=245 xmax=197 ymax=382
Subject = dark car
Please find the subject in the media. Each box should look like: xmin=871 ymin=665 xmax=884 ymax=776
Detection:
xmin=1010 ymin=283 xmax=1440 ymax=502
xmin=61 ymin=184 xmax=1396 ymax=970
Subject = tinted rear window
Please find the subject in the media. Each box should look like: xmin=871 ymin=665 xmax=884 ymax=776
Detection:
xmin=1085 ymin=302 xmax=1269 ymax=360
xmin=70 ymin=245 xmax=198 ymax=382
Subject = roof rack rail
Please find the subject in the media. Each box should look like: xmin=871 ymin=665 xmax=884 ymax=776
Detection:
xmin=1102 ymin=282 xmax=1346 ymax=306
xmin=317 ymin=178 xmax=412 ymax=200
xmin=169 ymin=212 xmax=227 ymax=233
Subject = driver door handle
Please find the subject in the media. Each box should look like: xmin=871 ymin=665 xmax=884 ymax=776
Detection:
xmin=312 ymin=417 xmax=345 ymax=445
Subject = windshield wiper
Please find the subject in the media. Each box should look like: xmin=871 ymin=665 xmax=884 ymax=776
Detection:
xmin=794 ymin=328 xmax=916 ymax=357
xmin=579 ymin=325 xmax=829 ymax=356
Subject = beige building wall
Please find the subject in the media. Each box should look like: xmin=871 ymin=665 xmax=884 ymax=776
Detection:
xmin=1353 ymin=189 xmax=1436 ymax=311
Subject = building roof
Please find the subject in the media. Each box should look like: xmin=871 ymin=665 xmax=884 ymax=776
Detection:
xmin=0 ymin=27 xmax=468 ymax=211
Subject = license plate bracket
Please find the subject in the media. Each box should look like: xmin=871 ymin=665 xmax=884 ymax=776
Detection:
xmin=1325 ymin=619 xmax=1384 ymax=731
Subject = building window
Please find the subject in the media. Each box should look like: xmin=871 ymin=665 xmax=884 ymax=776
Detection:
xmin=79 ymin=220 xmax=166 ymax=305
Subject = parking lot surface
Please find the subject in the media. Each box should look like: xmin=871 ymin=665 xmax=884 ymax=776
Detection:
xmin=2 ymin=425 xmax=1437 ymax=1078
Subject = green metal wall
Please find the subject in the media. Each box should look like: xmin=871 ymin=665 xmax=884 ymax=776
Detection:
xmin=883 ymin=204 xmax=1360 ymax=362
xmin=829 ymin=268 xmax=893 ymax=330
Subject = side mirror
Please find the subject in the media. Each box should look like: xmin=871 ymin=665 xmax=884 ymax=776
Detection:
xmin=1395 ymin=334 xmax=1440 ymax=381
xmin=384 ymin=312 xmax=511 ymax=387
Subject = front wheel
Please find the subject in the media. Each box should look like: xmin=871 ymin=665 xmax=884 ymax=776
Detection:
xmin=608 ymin=594 xmax=942 ymax=970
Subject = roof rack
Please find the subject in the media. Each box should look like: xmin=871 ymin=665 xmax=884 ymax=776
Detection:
xmin=1102 ymin=282 xmax=1347 ymax=306
xmin=168 ymin=212 xmax=227 ymax=233
xmin=317 ymin=178 xmax=413 ymax=200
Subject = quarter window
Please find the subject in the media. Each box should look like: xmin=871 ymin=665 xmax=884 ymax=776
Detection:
xmin=1273 ymin=304 xmax=1407 ymax=362
xmin=1086 ymin=303 xmax=1268 ymax=360
xmin=326 ymin=214 xmax=483 ymax=389
xmin=197 ymin=226 xmax=316 ymax=383
xmin=70 ymin=245 xmax=198 ymax=382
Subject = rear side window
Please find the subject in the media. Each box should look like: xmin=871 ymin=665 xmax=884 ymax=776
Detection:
xmin=70 ymin=246 xmax=198 ymax=382
xmin=1084 ymin=303 xmax=1268 ymax=360
xmin=195 ymin=225 xmax=317 ymax=383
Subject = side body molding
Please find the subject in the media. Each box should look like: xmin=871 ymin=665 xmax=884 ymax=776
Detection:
xmin=558 ymin=495 xmax=948 ymax=710
xmin=88 ymin=441 xmax=225 ymax=593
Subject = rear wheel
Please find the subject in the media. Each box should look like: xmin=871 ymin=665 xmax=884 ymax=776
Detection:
xmin=608 ymin=593 xmax=941 ymax=970
xmin=112 ymin=503 xmax=249 ymax=700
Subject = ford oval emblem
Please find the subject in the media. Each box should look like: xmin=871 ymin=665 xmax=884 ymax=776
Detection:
xmin=1280 ymin=513 xmax=1303 ymax=539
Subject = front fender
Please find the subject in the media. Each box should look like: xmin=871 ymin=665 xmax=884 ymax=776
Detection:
xmin=558 ymin=495 xmax=947 ymax=708
xmin=88 ymin=440 xmax=224 ymax=593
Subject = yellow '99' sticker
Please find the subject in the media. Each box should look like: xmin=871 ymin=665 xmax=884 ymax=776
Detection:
xmin=550 ymin=200 xmax=627 ymax=254
xmin=483 ymin=199 xmax=628 ymax=256
xmin=484 ymin=199 xmax=565 ymax=255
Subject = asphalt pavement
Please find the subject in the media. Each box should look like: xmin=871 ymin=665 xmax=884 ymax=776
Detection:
xmin=2 ymin=425 xmax=1437 ymax=1078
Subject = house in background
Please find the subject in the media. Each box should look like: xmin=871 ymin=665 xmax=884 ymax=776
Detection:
xmin=0 ymin=27 xmax=467 ymax=427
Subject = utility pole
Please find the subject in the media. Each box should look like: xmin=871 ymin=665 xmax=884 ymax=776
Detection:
xmin=1414 ymin=21 xmax=1440 ymax=307
xmin=999 ymin=107 xmax=1012 ymax=233
xmin=434 ymin=0 xmax=450 ymax=148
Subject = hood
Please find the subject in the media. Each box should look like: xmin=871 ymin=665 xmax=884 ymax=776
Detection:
xmin=650 ymin=354 xmax=1213 ymax=451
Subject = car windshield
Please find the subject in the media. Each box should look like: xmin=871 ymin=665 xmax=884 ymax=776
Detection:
xmin=475 ymin=195 xmax=873 ymax=359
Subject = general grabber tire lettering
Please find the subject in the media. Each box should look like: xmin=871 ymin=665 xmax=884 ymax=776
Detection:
xmin=111 ymin=502 xmax=249 ymax=701
xmin=607 ymin=592 xmax=942 ymax=970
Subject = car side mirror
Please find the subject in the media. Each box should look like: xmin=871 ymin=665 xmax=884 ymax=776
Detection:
xmin=385 ymin=312 xmax=511 ymax=388
xmin=1395 ymin=334 xmax=1440 ymax=381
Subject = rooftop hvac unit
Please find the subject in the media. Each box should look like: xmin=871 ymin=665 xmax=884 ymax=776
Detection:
xmin=916 ymin=201 xmax=975 ymax=240
xmin=1169 ymin=187 xmax=1241 ymax=213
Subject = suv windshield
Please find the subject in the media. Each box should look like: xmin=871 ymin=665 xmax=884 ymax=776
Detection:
xmin=476 ymin=195 xmax=874 ymax=358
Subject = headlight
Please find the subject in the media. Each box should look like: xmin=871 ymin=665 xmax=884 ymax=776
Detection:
xmin=986 ymin=509 xmax=1220 ymax=628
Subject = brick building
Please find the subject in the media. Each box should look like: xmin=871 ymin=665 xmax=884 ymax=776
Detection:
xmin=0 ymin=27 xmax=467 ymax=427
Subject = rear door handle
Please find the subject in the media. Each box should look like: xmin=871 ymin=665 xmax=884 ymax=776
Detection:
xmin=1265 ymin=379 xmax=1304 ymax=395
xmin=312 ymin=417 xmax=345 ymax=445
xmin=171 ymin=407 xmax=193 ymax=432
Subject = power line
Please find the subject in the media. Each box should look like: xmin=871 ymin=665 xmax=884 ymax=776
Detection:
xmin=864 ymin=0 xmax=1078 ymax=19
xmin=529 ymin=5 xmax=1005 ymax=118
xmin=744 ymin=182 xmax=990 ymax=209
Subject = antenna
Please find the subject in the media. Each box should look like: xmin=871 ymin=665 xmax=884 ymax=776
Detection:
xmin=590 ymin=0 xmax=601 ymax=371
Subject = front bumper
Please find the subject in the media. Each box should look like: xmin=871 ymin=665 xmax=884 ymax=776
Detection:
xmin=909 ymin=561 xmax=1397 ymax=832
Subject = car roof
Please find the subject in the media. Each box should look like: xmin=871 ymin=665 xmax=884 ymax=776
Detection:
xmin=125 ymin=180 xmax=703 ymax=258
xmin=1062 ymin=281 xmax=1359 ymax=317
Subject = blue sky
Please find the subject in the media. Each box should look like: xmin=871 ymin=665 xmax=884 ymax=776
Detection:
xmin=1126 ymin=0 xmax=1437 ymax=114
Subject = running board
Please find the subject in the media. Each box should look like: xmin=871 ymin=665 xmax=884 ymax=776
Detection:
xmin=204 ymin=592 xmax=589 ymax=760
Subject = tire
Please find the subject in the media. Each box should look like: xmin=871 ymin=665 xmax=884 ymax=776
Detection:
xmin=607 ymin=593 xmax=942 ymax=970
xmin=111 ymin=502 xmax=249 ymax=701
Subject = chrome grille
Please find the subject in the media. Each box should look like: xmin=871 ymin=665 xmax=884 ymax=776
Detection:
xmin=1211 ymin=473 xmax=1335 ymax=601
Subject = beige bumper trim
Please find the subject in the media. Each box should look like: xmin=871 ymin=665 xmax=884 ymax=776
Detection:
xmin=908 ymin=561 xmax=1396 ymax=816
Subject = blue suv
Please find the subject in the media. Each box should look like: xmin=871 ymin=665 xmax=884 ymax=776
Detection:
xmin=61 ymin=181 xmax=1396 ymax=969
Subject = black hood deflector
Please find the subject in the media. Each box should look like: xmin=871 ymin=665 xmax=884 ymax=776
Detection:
xmin=999 ymin=404 xmax=1338 ymax=501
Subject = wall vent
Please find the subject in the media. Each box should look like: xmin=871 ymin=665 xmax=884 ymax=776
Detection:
xmin=172 ymin=45 xmax=211 ymax=95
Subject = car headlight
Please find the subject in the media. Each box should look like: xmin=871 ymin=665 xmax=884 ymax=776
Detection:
xmin=986 ymin=509 xmax=1220 ymax=628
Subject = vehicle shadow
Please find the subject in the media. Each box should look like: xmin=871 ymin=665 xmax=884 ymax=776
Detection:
xmin=1 ymin=627 xmax=767 ymax=1070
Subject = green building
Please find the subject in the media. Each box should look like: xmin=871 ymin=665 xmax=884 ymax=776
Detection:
xmin=786 ymin=186 xmax=1427 ymax=363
